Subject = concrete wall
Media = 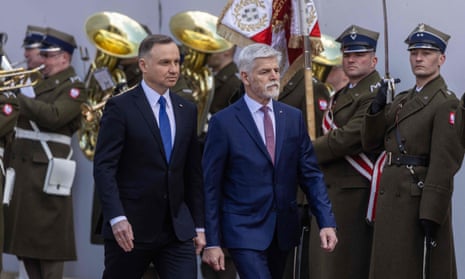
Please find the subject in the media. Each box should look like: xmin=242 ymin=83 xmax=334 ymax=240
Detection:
xmin=1 ymin=0 xmax=464 ymax=278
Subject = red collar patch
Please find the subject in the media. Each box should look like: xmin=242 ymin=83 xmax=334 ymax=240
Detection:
xmin=69 ymin=88 xmax=80 ymax=99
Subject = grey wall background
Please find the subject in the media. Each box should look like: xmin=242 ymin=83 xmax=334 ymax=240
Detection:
xmin=1 ymin=0 xmax=464 ymax=278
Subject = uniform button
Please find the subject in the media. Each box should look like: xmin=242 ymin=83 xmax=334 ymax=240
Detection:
xmin=379 ymin=190 xmax=385 ymax=195
xmin=163 ymin=194 xmax=168 ymax=199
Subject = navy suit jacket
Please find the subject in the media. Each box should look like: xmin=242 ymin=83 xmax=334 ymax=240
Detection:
xmin=94 ymin=84 xmax=204 ymax=243
xmin=203 ymin=97 xmax=336 ymax=251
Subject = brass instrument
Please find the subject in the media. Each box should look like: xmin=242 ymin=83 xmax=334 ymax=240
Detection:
xmin=170 ymin=11 xmax=234 ymax=135
xmin=1 ymin=33 xmax=43 ymax=92
xmin=0 ymin=65 xmax=44 ymax=92
xmin=78 ymin=11 xmax=148 ymax=160
xmin=312 ymin=34 xmax=342 ymax=85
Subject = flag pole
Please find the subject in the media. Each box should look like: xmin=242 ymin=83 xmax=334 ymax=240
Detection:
xmin=298 ymin=0 xmax=316 ymax=140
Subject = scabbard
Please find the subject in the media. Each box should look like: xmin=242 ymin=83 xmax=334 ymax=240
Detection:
xmin=422 ymin=237 xmax=433 ymax=279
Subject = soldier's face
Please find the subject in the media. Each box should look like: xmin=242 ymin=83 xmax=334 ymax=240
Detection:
xmin=241 ymin=57 xmax=280 ymax=104
xmin=409 ymin=49 xmax=444 ymax=79
xmin=342 ymin=51 xmax=377 ymax=83
xmin=41 ymin=51 xmax=68 ymax=77
xmin=24 ymin=48 xmax=45 ymax=70
xmin=139 ymin=42 xmax=180 ymax=93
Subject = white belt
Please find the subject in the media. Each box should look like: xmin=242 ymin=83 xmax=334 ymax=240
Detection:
xmin=0 ymin=147 xmax=4 ymax=175
xmin=15 ymin=127 xmax=72 ymax=145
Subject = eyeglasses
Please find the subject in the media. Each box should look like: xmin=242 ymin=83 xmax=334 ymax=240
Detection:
xmin=40 ymin=51 xmax=63 ymax=58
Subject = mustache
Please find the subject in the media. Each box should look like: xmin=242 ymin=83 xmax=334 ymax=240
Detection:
xmin=265 ymin=82 xmax=280 ymax=89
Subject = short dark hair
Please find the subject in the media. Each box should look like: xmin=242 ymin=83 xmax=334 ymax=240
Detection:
xmin=138 ymin=34 xmax=175 ymax=58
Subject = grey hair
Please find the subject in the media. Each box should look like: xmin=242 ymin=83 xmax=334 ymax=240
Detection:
xmin=237 ymin=43 xmax=282 ymax=74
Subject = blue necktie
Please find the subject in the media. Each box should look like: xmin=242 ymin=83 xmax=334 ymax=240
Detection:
xmin=158 ymin=96 xmax=172 ymax=161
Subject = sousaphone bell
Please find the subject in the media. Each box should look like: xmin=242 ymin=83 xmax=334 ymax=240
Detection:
xmin=170 ymin=11 xmax=234 ymax=135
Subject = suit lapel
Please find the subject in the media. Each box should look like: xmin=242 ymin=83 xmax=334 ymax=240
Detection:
xmin=170 ymin=93 xmax=188 ymax=162
xmin=234 ymin=98 xmax=272 ymax=164
xmin=273 ymin=101 xmax=285 ymax=165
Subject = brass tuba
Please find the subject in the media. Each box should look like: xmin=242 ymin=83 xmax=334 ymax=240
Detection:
xmin=169 ymin=11 xmax=234 ymax=135
xmin=78 ymin=11 xmax=148 ymax=160
xmin=312 ymin=34 xmax=342 ymax=93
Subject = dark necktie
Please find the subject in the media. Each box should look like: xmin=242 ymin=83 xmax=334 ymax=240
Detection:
xmin=260 ymin=106 xmax=275 ymax=164
xmin=158 ymin=96 xmax=172 ymax=161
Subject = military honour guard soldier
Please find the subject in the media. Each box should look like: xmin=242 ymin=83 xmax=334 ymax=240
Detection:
xmin=3 ymin=27 xmax=87 ymax=279
xmin=308 ymin=25 xmax=382 ymax=279
xmin=0 ymin=89 xmax=20 ymax=273
xmin=22 ymin=25 xmax=46 ymax=70
xmin=363 ymin=23 xmax=464 ymax=279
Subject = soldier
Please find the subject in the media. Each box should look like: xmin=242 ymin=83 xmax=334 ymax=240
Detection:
xmin=306 ymin=25 xmax=382 ymax=279
xmin=22 ymin=25 xmax=46 ymax=70
xmin=206 ymin=45 xmax=241 ymax=114
xmin=3 ymin=27 xmax=87 ymax=279
xmin=363 ymin=23 xmax=464 ymax=279
xmin=0 ymin=92 xmax=19 ymax=272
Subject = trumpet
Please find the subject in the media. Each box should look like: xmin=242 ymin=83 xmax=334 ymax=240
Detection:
xmin=0 ymin=64 xmax=44 ymax=92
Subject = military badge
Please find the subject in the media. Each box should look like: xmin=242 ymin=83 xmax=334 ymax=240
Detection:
xmin=69 ymin=88 xmax=80 ymax=99
xmin=318 ymin=99 xmax=328 ymax=111
xmin=449 ymin=111 xmax=455 ymax=125
xmin=2 ymin=104 xmax=13 ymax=116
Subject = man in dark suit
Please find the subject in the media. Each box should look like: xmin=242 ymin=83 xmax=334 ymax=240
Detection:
xmin=93 ymin=34 xmax=205 ymax=279
xmin=202 ymin=43 xmax=338 ymax=279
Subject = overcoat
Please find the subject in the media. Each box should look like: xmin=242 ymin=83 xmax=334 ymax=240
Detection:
xmin=362 ymin=75 xmax=464 ymax=279
xmin=0 ymin=92 xmax=19 ymax=271
xmin=309 ymin=70 xmax=381 ymax=279
xmin=4 ymin=67 xmax=86 ymax=260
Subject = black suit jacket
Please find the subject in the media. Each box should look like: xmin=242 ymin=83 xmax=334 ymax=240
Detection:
xmin=93 ymin=84 xmax=204 ymax=243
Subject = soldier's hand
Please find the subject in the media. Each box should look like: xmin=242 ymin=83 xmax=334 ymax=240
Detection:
xmin=369 ymin=80 xmax=389 ymax=114
xmin=420 ymin=219 xmax=439 ymax=243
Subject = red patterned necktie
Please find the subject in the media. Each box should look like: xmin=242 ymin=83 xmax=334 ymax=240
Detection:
xmin=260 ymin=106 xmax=275 ymax=164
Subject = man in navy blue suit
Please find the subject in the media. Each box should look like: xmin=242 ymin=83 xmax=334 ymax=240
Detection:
xmin=202 ymin=43 xmax=338 ymax=279
xmin=93 ymin=34 xmax=205 ymax=279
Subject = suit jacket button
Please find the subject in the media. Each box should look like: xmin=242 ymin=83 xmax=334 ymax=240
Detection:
xmin=163 ymin=194 xmax=168 ymax=199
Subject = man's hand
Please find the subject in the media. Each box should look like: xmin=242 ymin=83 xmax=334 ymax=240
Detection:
xmin=202 ymin=247 xmax=225 ymax=271
xmin=420 ymin=219 xmax=439 ymax=245
xmin=370 ymin=80 xmax=389 ymax=114
xmin=112 ymin=219 xmax=134 ymax=252
xmin=193 ymin=231 xmax=206 ymax=255
xmin=319 ymin=227 xmax=338 ymax=252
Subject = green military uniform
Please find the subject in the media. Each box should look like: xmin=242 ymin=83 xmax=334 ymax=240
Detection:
xmin=279 ymin=68 xmax=330 ymax=138
xmin=309 ymin=70 xmax=380 ymax=279
xmin=4 ymin=66 xmax=87 ymax=261
xmin=0 ymin=92 xmax=19 ymax=272
xmin=363 ymin=75 xmax=463 ymax=279
xmin=456 ymin=95 xmax=465 ymax=147
xmin=209 ymin=62 xmax=241 ymax=114
xmin=278 ymin=68 xmax=330 ymax=279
